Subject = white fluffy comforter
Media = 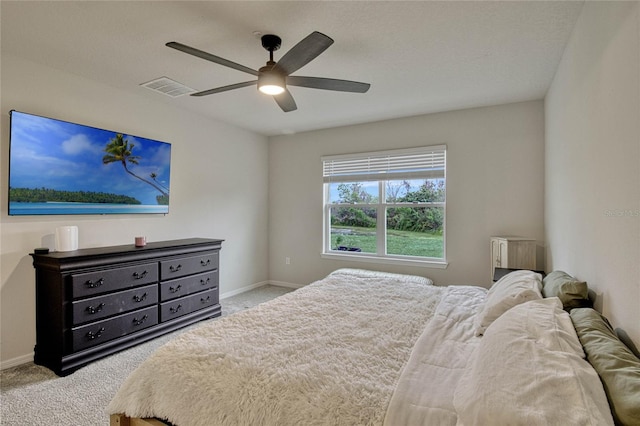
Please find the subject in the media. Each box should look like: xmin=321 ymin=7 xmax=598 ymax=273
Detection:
xmin=108 ymin=269 xmax=483 ymax=426
xmin=384 ymin=285 xmax=486 ymax=426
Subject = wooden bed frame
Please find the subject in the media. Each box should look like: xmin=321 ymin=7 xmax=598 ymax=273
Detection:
xmin=110 ymin=414 xmax=167 ymax=426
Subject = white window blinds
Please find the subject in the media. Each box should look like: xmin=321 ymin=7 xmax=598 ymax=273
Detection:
xmin=322 ymin=145 xmax=446 ymax=183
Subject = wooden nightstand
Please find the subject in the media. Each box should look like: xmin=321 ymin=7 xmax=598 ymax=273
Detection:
xmin=490 ymin=237 xmax=537 ymax=282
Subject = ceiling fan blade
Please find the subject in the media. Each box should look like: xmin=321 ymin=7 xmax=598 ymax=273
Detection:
xmin=273 ymin=89 xmax=297 ymax=112
xmin=191 ymin=81 xmax=257 ymax=97
xmin=166 ymin=42 xmax=259 ymax=76
xmin=287 ymin=76 xmax=370 ymax=93
xmin=274 ymin=32 xmax=334 ymax=76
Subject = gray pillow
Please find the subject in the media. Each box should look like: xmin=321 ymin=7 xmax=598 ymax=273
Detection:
xmin=571 ymin=308 xmax=640 ymax=426
xmin=542 ymin=270 xmax=591 ymax=310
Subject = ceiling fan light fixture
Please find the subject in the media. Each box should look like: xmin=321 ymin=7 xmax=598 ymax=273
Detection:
xmin=258 ymin=67 xmax=286 ymax=95
xmin=259 ymin=84 xmax=285 ymax=95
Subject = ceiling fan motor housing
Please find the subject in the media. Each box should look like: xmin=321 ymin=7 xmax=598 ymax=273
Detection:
xmin=258 ymin=63 xmax=286 ymax=95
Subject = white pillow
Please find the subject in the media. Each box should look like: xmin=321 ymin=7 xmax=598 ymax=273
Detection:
xmin=454 ymin=298 xmax=614 ymax=426
xmin=474 ymin=270 xmax=542 ymax=336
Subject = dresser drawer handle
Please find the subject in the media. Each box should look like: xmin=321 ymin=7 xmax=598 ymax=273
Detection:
xmin=200 ymin=278 xmax=210 ymax=286
xmin=133 ymin=314 xmax=148 ymax=326
xmin=169 ymin=304 xmax=182 ymax=314
xmin=85 ymin=278 xmax=104 ymax=288
xmin=200 ymin=259 xmax=211 ymax=267
xmin=169 ymin=264 xmax=182 ymax=273
xmin=85 ymin=303 xmax=105 ymax=315
xmin=169 ymin=285 xmax=182 ymax=293
xmin=201 ymin=296 xmax=211 ymax=303
xmin=86 ymin=327 xmax=105 ymax=340
xmin=132 ymin=270 xmax=148 ymax=280
xmin=133 ymin=293 xmax=147 ymax=303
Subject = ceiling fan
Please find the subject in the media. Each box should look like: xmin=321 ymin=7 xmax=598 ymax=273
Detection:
xmin=166 ymin=31 xmax=370 ymax=112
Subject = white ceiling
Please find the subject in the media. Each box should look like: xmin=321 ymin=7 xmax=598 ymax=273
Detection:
xmin=1 ymin=1 xmax=584 ymax=136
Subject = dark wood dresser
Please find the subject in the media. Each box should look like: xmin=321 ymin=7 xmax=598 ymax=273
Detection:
xmin=30 ymin=238 xmax=223 ymax=376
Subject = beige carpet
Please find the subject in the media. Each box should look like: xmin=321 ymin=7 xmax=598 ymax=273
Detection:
xmin=0 ymin=285 xmax=293 ymax=426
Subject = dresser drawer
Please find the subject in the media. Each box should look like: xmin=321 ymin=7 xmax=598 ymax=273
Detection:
xmin=159 ymin=288 xmax=218 ymax=322
xmin=160 ymin=270 xmax=219 ymax=301
xmin=71 ymin=306 xmax=158 ymax=352
xmin=160 ymin=251 xmax=219 ymax=280
xmin=71 ymin=284 xmax=158 ymax=325
xmin=71 ymin=263 xmax=158 ymax=298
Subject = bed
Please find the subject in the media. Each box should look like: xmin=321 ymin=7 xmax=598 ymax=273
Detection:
xmin=108 ymin=268 xmax=640 ymax=426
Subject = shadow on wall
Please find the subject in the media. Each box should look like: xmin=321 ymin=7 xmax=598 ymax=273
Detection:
xmin=617 ymin=328 xmax=640 ymax=358
xmin=1 ymin=254 xmax=37 ymax=362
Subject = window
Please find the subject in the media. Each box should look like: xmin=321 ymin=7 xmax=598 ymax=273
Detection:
xmin=322 ymin=145 xmax=447 ymax=267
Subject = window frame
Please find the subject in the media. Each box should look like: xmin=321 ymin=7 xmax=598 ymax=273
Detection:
xmin=321 ymin=145 xmax=447 ymax=269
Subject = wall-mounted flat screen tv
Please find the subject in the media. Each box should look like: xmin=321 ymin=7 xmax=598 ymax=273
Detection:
xmin=8 ymin=110 xmax=171 ymax=215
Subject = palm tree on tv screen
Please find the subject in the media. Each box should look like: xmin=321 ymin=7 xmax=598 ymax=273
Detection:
xmin=102 ymin=133 xmax=169 ymax=204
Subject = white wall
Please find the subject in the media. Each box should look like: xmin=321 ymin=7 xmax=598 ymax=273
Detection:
xmin=269 ymin=100 xmax=545 ymax=288
xmin=545 ymin=2 xmax=640 ymax=346
xmin=0 ymin=55 xmax=270 ymax=367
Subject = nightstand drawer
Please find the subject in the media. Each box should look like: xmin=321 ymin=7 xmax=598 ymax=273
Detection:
xmin=71 ymin=284 xmax=158 ymax=325
xmin=160 ymin=251 xmax=219 ymax=280
xmin=71 ymin=263 xmax=158 ymax=298
xmin=159 ymin=289 xmax=218 ymax=322
xmin=71 ymin=306 xmax=158 ymax=352
xmin=159 ymin=270 xmax=219 ymax=301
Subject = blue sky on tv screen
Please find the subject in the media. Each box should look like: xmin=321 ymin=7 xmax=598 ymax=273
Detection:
xmin=9 ymin=111 xmax=171 ymax=205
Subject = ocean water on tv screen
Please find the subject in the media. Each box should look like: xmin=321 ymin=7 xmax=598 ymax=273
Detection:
xmin=9 ymin=202 xmax=168 ymax=215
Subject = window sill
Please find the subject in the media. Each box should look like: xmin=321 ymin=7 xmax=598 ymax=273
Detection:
xmin=321 ymin=252 xmax=448 ymax=269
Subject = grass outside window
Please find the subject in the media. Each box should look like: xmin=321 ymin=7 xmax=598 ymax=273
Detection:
xmin=331 ymin=225 xmax=444 ymax=258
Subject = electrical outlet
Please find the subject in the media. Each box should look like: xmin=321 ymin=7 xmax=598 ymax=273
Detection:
xmin=285 ymin=257 xmax=290 ymax=265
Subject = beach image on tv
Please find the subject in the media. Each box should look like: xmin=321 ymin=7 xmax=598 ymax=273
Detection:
xmin=8 ymin=111 xmax=171 ymax=215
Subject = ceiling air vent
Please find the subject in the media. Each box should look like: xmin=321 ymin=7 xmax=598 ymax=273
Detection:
xmin=140 ymin=77 xmax=195 ymax=97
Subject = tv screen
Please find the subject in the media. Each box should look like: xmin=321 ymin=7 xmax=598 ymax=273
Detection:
xmin=8 ymin=110 xmax=171 ymax=215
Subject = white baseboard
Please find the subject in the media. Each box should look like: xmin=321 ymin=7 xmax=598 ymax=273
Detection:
xmin=220 ymin=280 xmax=304 ymax=299
xmin=268 ymin=280 xmax=305 ymax=289
xmin=220 ymin=280 xmax=270 ymax=299
xmin=1 ymin=352 xmax=34 ymax=370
